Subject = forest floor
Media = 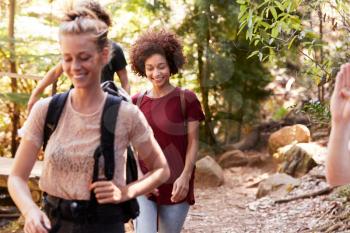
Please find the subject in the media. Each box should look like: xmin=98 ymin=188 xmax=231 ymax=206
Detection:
xmin=183 ymin=153 xmax=334 ymax=233
xmin=0 ymin=151 xmax=335 ymax=233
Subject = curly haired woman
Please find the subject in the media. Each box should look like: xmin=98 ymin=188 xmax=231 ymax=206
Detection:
xmin=130 ymin=30 xmax=205 ymax=233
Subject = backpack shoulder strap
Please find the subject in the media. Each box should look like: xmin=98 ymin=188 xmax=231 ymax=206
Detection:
xmin=43 ymin=91 xmax=70 ymax=151
xmin=135 ymin=90 xmax=147 ymax=108
xmin=179 ymin=88 xmax=187 ymax=120
xmin=100 ymin=94 xmax=122 ymax=180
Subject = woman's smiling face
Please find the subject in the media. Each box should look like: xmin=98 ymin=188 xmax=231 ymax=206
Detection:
xmin=145 ymin=53 xmax=171 ymax=89
xmin=60 ymin=33 xmax=108 ymax=89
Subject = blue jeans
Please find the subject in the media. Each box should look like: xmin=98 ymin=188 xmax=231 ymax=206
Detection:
xmin=135 ymin=195 xmax=190 ymax=233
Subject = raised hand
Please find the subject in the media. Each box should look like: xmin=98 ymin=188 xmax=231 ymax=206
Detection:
xmin=330 ymin=63 xmax=350 ymax=125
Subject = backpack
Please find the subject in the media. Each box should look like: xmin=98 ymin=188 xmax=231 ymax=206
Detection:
xmin=42 ymin=80 xmax=139 ymax=223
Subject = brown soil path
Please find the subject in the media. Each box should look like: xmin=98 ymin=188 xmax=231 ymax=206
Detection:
xmin=183 ymin=164 xmax=331 ymax=233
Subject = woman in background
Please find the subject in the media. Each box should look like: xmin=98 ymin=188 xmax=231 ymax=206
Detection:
xmin=130 ymin=29 xmax=205 ymax=233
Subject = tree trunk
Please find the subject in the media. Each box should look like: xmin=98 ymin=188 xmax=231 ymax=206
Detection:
xmin=8 ymin=0 xmax=19 ymax=157
xmin=317 ymin=5 xmax=325 ymax=103
xmin=197 ymin=42 xmax=216 ymax=146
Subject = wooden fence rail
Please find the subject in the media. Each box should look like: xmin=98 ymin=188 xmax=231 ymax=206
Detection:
xmin=0 ymin=72 xmax=42 ymax=81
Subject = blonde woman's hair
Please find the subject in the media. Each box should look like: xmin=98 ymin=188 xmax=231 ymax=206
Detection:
xmin=59 ymin=7 xmax=109 ymax=52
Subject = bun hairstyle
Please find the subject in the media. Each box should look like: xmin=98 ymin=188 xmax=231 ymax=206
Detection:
xmin=59 ymin=7 xmax=109 ymax=52
xmin=76 ymin=0 xmax=112 ymax=27
xmin=130 ymin=30 xmax=185 ymax=77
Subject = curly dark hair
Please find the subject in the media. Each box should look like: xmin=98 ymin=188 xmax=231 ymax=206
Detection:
xmin=130 ymin=30 xmax=185 ymax=77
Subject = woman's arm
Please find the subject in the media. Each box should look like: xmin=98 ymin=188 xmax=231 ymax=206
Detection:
xmin=90 ymin=135 xmax=170 ymax=204
xmin=116 ymin=68 xmax=130 ymax=94
xmin=171 ymin=121 xmax=199 ymax=203
xmin=327 ymin=125 xmax=350 ymax=186
xmin=27 ymin=63 xmax=63 ymax=113
xmin=8 ymin=139 xmax=51 ymax=232
xmin=326 ymin=63 xmax=350 ymax=186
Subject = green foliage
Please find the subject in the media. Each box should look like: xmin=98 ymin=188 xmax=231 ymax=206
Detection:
xmin=300 ymin=100 xmax=331 ymax=126
xmin=0 ymin=93 xmax=30 ymax=106
xmin=236 ymin=0 xmax=346 ymax=90
xmin=0 ymin=0 xmax=274 ymax=154
xmin=272 ymin=107 xmax=288 ymax=121
xmin=178 ymin=0 xmax=272 ymax=143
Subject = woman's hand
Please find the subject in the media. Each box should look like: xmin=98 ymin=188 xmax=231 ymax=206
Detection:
xmin=331 ymin=63 xmax=350 ymax=125
xmin=90 ymin=180 xmax=131 ymax=204
xmin=145 ymin=188 xmax=159 ymax=198
xmin=171 ymin=174 xmax=190 ymax=203
xmin=24 ymin=207 xmax=51 ymax=233
xmin=27 ymin=92 xmax=40 ymax=113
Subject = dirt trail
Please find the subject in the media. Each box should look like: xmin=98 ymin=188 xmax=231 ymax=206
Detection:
xmin=183 ymin=166 xmax=270 ymax=233
xmin=183 ymin=163 xmax=331 ymax=233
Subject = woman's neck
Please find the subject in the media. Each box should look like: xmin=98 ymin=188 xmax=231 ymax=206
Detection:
xmin=71 ymin=87 xmax=105 ymax=114
xmin=150 ymin=84 xmax=175 ymax=98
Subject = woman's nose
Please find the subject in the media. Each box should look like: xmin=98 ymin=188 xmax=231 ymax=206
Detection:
xmin=155 ymin=69 xmax=161 ymax=76
xmin=72 ymin=59 xmax=81 ymax=70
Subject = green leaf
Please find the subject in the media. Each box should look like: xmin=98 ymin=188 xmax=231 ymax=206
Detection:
xmin=247 ymin=26 xmax=254 ymax=40
xmin=274 ymin=1 xmax=285 ymax=11
xmin=248 ymin=9 xmax=253 ymax=27
xmin=265 ymin=7 xmax=270 ymax=18
xmin=288 ymin=35 xmax=298 ymax=49
xmin=269 ymin=6 xmax=278 ymax=20
xmin=238 ymin=5 xmax=248 ymax=19
xmin=258 ymin=52 xmax=263 ymax=61
xmin=260 ymin=21 xmax=270 ymax=28
xmin=271 ymin=27 xmax=279 ymax=38
xmin=262 ymin=54 xmax=270 ymax=62
xmin=238 ymin=21 xmax=247 ymax=35
xmin=247 ymin=50 xmax=259 ymax=59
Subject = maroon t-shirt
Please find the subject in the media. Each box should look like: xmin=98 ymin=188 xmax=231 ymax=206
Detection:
xmin=132 ymin=87 xmax=205 ymax=205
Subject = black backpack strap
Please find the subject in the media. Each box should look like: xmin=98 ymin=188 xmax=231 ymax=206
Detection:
xmin=100 ymin=94 xmax=122 ymax=180
xmin=90 ymin=94 xmax=140 ymax=222
xmin=126 ymin=146 xmax=138 ymax=183
xmin=43 ymin=91 xmax=70 ymax=151
xmin=90 ymin=94 xmax=122 ymax=203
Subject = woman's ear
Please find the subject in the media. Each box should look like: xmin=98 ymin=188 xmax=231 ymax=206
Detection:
xmin=101 ymin=47 xmax=109 ymax=65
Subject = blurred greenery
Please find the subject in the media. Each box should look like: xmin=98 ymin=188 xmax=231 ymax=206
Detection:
xmin=1 ymin=0 xmax=341 ymax=156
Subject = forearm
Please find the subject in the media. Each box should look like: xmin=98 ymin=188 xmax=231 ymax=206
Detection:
xmin=34 ymin=63 xmax=63 ymax=95
xmin=126 ymin=139 xmax=170 ymax=200
xmin=121 ymin=81 xmax=130 ymax=94
xmin=182 ymin=140 xmax=198 ymax=179
xmin=126 ymin=165 xmax=169 ymax=199
xmin=116 ymin=69 xmax=130 ymax=94
xmin=326 ymin=123 xmax=350 ymax=186
xmin=182 ymin=122 xmax=200 ymax=179
xmin=8 ymin=176 xmax=39 ymax=217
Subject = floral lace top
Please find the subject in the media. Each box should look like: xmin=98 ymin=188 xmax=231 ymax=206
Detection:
xmin=22 ymin=92 xmax=153 ymax=200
